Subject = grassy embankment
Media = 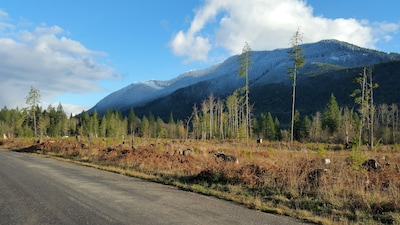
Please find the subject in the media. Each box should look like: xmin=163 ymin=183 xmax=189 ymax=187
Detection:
xmin=1 ymin=137 xmax=400 ymax=225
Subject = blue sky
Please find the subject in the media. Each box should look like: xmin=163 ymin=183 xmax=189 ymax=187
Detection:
xmin=0 ymin=0 xmax=399 ymax=115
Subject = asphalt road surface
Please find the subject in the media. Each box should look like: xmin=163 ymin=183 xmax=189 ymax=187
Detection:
xmin=0 ymin=150 xmax=309 ymax=225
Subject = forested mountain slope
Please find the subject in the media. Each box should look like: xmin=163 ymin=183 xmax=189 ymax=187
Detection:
xmin=88 ymin=40 xmax=400 ymax=123
xmin=132 ymin=60 xmax=400 ymax=126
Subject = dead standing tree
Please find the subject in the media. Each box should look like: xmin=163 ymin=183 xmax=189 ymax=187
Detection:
xmin=351 ymin=67 xmax=378 ymax=150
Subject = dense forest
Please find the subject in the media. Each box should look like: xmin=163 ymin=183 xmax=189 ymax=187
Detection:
xmin=1 ymin=90 xmax=399 ymax=146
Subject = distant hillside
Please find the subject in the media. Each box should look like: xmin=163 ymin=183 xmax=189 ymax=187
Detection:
xmin=251 ymin=60 xmax=400 ymax=126
xmin=132 ymin=60 xmax=400 ymax=126
xmin=88 ymin=40 xmax=400 ymax=124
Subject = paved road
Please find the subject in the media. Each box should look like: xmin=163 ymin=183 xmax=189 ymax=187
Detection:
xmin=0 ymin=150 xmax=309 ymax=225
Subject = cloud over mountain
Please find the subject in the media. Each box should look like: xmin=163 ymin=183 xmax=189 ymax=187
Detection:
xmin=169 ymin=0 xmax=399 ymax=63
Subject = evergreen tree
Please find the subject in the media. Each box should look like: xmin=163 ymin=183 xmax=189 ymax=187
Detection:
xmin=274 ymin=117 xmax=282 ymax=141
xmin=238 ymin=42 xmax=252 ymax=145
xmin=265 ymin=112 xmax=276 ymax=140
xmin=68 ymin=114 xmax=78 ymax=137
xmin=80 ymin=111 xmax=91 ymax=136
xmin=259 ymin=113 xmax=267 ymax=138
xmin=106 ymin=113 xmax=117 ymax=138
xmin=168 ymin=111 xmax=174 ymax=124
xmin=156 ymin=117 xmax=166 ymax=138
xmin=287 ymin=28 xmax=306 ymax=144
xmin=47 ymin=105 xmax=57 ymax=136
xmin=167 ymin=111 xmax=177 ymax=138
xmin=226 ymin=92 xmax=240 ymax=138
xmin=322 ymin=93 xmax=341 ymax=135
xmin=99 ymin=116 xmax=107 ymax=137
xmin=301 ymin=115 xmax=311 ymax=141
xmin=56 ymin=103 xmax=68 ymax=136
xmin=140 ymin=116 xmax=150 ymax=138
xmin=252 ymin=117 xmax=260 ymax=138
xmin=25 ymin=86 xmax=41 ymax=137
xmin=293 ymin=110 xmax=302 ymax=141
xmin=148 ymin=112 xmax=155 ymax=138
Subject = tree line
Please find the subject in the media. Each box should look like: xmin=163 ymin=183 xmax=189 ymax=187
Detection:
xmin=1 ymin=87 xmax=399 ymax=146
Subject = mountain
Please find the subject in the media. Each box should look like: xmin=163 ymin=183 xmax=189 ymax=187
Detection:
xmin=250 ymin=60 xmax=400 ymax=126
xmin=89 ymin=40 xmax=400 ymax=124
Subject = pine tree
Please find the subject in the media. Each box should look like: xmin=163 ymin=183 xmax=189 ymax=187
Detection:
xmin=293 ymin=110 xmax=302 ymax=141
xmin=140 ymin=116 xmax=150 ymax=138
xmin=90 ymin=110 xmax=99 ymax=138
xmin=99 ymin=116 xmax=107 ymax=137
xmin=287 ymin=28 xmax=306 ymax=144
xmin=226 ymin=92 xmax=239 ymax=138
xmin=56 ymin=103 xmax=68 ymax=136
xmin=259 ymin=113 xmax=267 ymax=138
xmin=274 ymin=117 xmax=282 ymax=141
xmin=322 ymin=93 xmax=341 ymax=135
xmin=301 ymin=115 xmax=311 ymax=141
xmin=25 ymin=86 xmax=41 ymax=137
xmin=265 ymin=112 xmax=276 ymax=140
xmin=238 ymin=42 xmax=252 ymax=145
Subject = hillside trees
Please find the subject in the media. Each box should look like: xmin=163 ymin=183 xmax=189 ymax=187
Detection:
xmin=0 ymin=107 xmax=27 ymax=138
xmin=226 ymin=91 xmax=240 ymax=138
xmin=187 ymin=93 xmax=242 ymax=140
xmin=256 ymin=112 xmax=276 ymax=141
xmin=1 ymin=86 xmax=400 ymax=145
xmin=287 ymin=28 xmax=306 ymax=144
xmin=187 ymin=92 xmax=282 ymax=141
xmin=197 ymin=94 xmax=227 ymax=140
xmin=46 ymin=103 xmax=68 ymax=136
xmin=0 ymin=100 xmax=399 ymax=144
xmin=184 ymin=86 xmax=399 ymax=144
xmin=300 ymin=115 xmax=311 ymax=141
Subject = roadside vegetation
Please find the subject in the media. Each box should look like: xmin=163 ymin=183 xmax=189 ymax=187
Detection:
xmin=1 ymin=137 xmax=400 ymax=225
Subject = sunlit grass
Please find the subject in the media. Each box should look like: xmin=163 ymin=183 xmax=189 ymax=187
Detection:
xmin=2 ymin=137 xmax=400 ymax=224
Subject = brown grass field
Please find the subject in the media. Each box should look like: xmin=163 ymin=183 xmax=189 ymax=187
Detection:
xmin=1 ymin=137 xmax=400 ymax=224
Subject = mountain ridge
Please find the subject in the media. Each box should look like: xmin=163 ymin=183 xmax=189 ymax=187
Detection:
xmin=88 ymin=39 xmax=400 ymax=121
xmin=130 ymin=59 xmax=400 ymax=127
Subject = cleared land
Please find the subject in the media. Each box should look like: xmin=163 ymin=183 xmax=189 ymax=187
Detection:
xmin=0 ymin=149 xmax=307 ymax=225
xmin=1 ymin=138 xmax=400 ymax=224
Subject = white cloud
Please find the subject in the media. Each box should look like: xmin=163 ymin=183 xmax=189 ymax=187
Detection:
xmin=0 ymin=10 xmax=117 ymax=112
xmin=169 ymin=0 xmax=399 ymax=62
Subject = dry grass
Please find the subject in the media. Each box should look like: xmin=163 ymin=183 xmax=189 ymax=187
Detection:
xmin=2 ymin=137 xmax=400 ymax=224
